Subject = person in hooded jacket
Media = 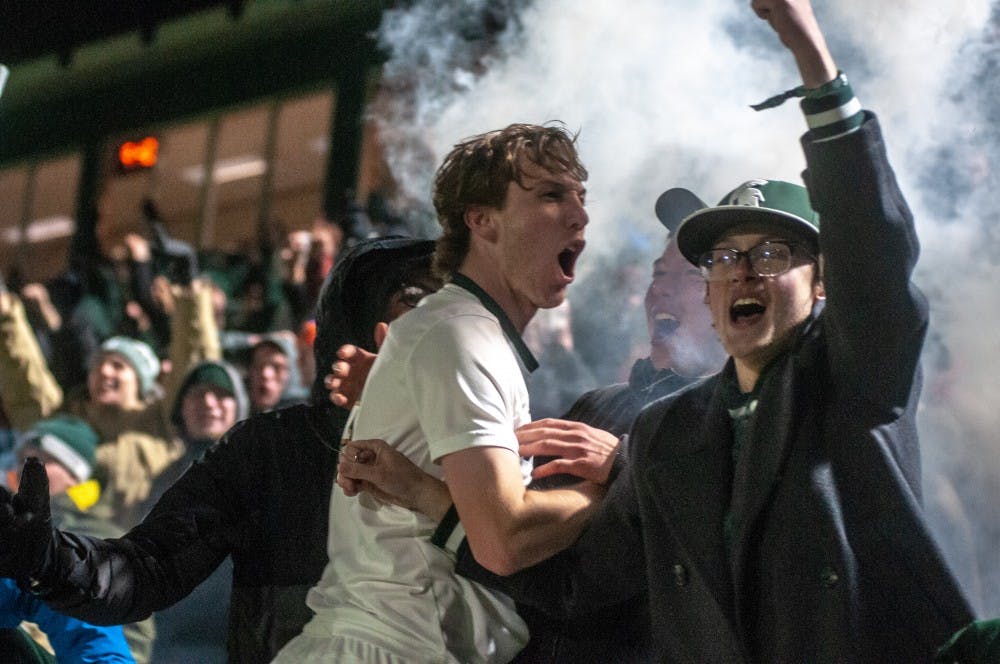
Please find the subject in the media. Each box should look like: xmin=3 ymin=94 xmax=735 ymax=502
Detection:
xmin=145 ymin=359 xmax=249 ymax=663
xmin=0 ymin=237 xmax=442 ymax=664
xmin=158 ymin=359 xmax=251 ymax=497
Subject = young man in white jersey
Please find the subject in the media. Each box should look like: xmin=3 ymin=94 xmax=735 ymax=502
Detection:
xmin=274 ymin=123 xmax=612 ymax=663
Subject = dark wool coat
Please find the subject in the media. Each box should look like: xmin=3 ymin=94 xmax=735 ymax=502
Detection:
xmin=515 ymin=363 xmax=694 ymax=663
xmin=459 ymin=115 xmax=975 ymax=662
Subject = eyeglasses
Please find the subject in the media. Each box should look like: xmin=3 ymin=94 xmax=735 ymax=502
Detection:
xmin=397 ymin=284 xmax=433 ymax=309
xmin=697 ymin=241 xmax=814 ymax=281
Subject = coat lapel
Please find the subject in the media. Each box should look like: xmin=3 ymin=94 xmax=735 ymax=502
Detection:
xmin=728 ymin=323 xmax=822 ymax=603
xmin=643 ymin=375 xmax=738 ymax=627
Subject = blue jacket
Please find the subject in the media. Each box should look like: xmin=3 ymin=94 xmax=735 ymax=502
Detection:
xmin=1 ymin=578 xmax=134 ymax=662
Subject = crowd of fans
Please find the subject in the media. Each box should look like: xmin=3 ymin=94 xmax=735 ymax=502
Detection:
xmin=0 ymin=194 xmax=440 ymax=661
xmin=0 ymin=186 xmax=618 ymax=661
xmin=2 ymin=1 xmax=996 ymax=660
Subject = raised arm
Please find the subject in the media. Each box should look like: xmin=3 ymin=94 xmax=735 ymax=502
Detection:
xmin=161 ymin=279 xmax=221 ymax=406
xmin=755 ymin=0 xmax=925 ymax=403
xmin=0 ymin=292 xmax=63 ymax=430
xmin=751 ymin=0 xmax=837 ymax=87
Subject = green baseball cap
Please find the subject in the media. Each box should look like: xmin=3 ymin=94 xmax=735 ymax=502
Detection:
xmin=675 ymin=179 xmax=819 ymax=265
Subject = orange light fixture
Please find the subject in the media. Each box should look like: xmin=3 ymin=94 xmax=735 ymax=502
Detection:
xmin=117 ymin=137 xmax=159 ymax=170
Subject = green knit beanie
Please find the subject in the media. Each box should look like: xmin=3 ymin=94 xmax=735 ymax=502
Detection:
xmin=185 ymin=363 xmax=236 ymax=395
xmin=20 ymin=415 xmax=99 ymax=482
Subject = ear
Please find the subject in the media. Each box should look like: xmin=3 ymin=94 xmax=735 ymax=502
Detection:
xmin=813 ymin=255 xmax=826 ymax=300
xmin=464 ymin=206 xmax=498 ymax=243
xmin=373 ymin=321 xmax=390 ymax=349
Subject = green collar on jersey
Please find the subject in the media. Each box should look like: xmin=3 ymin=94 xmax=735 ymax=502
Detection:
xmin=450 ymin=272 xmax=539 ymax=373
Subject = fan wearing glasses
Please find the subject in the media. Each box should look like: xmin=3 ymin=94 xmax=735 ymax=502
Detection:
xmin=686 ymin=178 xmax=825 ymax=394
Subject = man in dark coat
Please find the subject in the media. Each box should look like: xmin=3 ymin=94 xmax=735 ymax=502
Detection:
xmin=0 ymin=237 xmax=441 ymax=663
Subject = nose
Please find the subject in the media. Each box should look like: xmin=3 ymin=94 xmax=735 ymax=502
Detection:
xmin=730 ymin=253 xmax=756 ymax=281
xmin=648 ymin=277 xmax=670 ymax=298
xmin=566 ymin=193 xmax=588 ymax=230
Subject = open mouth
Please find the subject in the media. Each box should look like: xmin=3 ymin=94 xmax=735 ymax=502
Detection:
xmin=653 ymin=312 xmax=680 ymax=337
xmin=558 ymin=241 xmax=585 ymax=279
xmin=730 ymin=297 xmax=765 ymax=323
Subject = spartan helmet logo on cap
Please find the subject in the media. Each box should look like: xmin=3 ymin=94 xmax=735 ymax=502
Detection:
xmin=728 ymin=179 xmax=770 ymax=207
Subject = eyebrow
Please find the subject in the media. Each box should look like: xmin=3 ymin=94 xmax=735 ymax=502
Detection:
xmin=535 ymin=177 xmax=586 ymax=196
xmin=712 ymin=236 xmax=789 ymax=249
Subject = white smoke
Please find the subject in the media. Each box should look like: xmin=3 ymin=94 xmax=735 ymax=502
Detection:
xmin=372 ymin=0 xmax=1000 ymax=615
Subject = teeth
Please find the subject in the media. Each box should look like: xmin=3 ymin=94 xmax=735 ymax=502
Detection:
xmin=731 ymin=297 xmax=765 ymax=321
xmin=733 ymin=297 xmax=762 ymax=307
xmin=654 ymin=313 xmax=677 ymax=321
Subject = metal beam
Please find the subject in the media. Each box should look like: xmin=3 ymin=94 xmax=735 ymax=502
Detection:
xmin=0 ymin=1 xmax=388 ymax=167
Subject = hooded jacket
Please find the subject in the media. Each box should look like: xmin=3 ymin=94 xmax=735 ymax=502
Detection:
xmin=169 ymin=359 xmax=251 ymax=442
xmin=30 ymin=237 xmax=437 ymax=664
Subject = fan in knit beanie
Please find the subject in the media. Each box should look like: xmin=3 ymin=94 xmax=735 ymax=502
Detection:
xmin=17 ymin=415 xmax=99 ymax=483
xmin=95 ymin=336 xmax=161 ymax=398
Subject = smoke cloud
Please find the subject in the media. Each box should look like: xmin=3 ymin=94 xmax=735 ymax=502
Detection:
xmin=372 ymin=0 xmax=1000 ymax=615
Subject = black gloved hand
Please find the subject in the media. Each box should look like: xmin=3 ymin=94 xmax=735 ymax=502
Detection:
xmin=176 ymin=252 xmax=199 ymax=287
xmin=143 ymin=198 xmax=199 ymax=286
xmin=0 ymin=457 xmax=54 ymax=582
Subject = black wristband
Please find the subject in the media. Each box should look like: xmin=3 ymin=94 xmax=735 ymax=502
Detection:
xmin=430 ymin=503 xmax=460 ymax=548
xmin=751 ymin=70 xmax=848 ymax=111
xmin=606 ymin=435 xmax=628 ymax=485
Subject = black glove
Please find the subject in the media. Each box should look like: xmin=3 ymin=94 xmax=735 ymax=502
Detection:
xmin=143 ymin=198 xmax=199 ymax=286
xmin=0 ymin=457 xmax=55 ymax=582
xmin=166 ymin=252 xmax=199 ymax=288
